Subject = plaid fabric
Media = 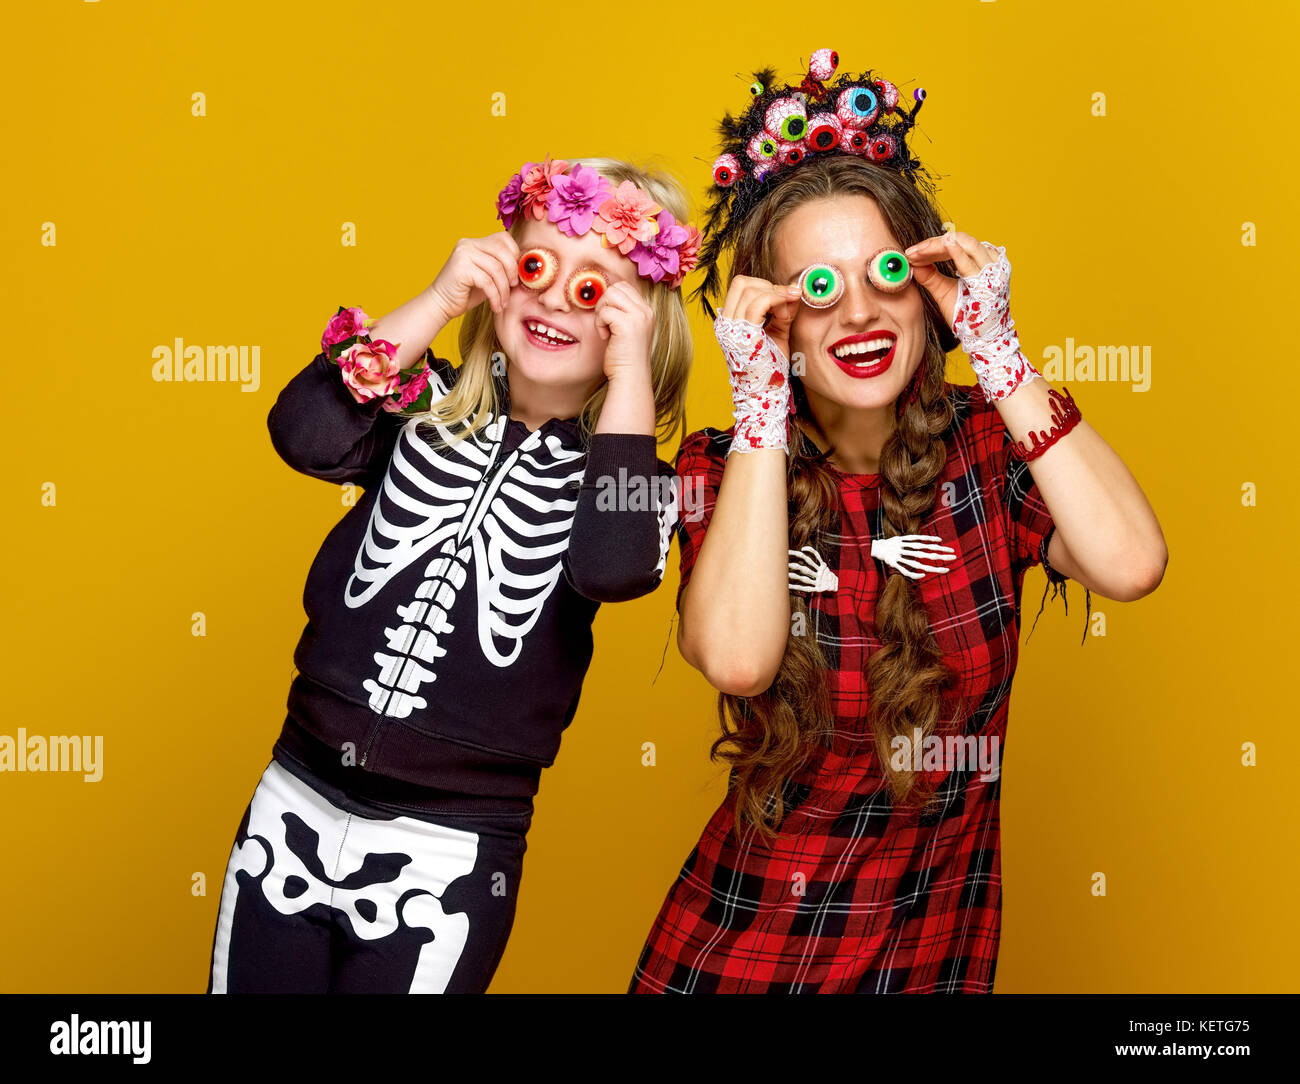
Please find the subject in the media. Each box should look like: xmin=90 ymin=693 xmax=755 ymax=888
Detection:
xmin=629 ymin=382 xmax=1078 ymax=994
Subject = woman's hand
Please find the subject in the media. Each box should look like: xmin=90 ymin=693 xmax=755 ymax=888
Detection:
xmin=904 ymin=231 xmax=1039 ymax=403
xmin=713 ymin=275 xmax=802 ymax=454
xmin=719 ymin=275 xmax=802 ymax=362
xmin=426 ymin=232 xmax=521 ymax=323
xmin=594 ymin=281 xmax=655 ymax=385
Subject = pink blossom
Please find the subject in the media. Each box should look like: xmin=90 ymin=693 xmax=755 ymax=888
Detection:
xmin=519 ymin=157 xmax=570 ymax=222
xmin=322 ymin=306 xmax=370 ymax=351
xmin=338 ymin=339 xmax=401 ymax=403
xmin=592 ymin=180 xmax=662 ymax=255
xmin=382 ymin=364 xmax=432 ymax=413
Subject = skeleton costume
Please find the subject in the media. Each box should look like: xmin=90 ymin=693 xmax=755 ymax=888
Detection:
xmin=208 ymin=344 xmax=678 ymax=994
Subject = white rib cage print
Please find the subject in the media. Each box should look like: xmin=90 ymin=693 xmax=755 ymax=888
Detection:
xmin=345 ymin=408 xmax=586 ymax=721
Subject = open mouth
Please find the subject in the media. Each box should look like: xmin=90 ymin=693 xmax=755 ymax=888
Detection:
xmin=829 ymin=332 xmax=897 ymax=378
xmin=523 ymin=318 xmax=578 ymax=349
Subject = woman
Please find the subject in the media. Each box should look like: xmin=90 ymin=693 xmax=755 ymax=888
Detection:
xmin=628 ymin=51 xmax=1167 ymax=993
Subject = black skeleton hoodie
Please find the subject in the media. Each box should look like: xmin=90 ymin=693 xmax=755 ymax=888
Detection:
xmin=265 ymin=348 xmax=679 ymax=820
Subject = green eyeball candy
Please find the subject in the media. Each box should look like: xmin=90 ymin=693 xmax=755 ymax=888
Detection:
xmin=868 ymin=248 xmax=912 ymax=292
xmin=799 ymin=263 xmax=844 ymax=308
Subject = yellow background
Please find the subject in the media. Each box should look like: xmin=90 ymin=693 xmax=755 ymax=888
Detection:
xmin=3 ymin=0 xmax=1297 ymax=993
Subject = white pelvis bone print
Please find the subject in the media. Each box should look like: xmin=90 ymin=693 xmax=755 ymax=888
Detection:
xmin=346 ymin=404 xmax=587 ymax=720
xmin=210 ymin=762 xmax=479 ymax=994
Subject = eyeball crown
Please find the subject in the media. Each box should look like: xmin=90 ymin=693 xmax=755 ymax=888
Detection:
xmin=519 ymin=247 xmax=559 ymax=291
xmin=867 ymin=248 xmax=912 ymax=293
xmin=799 ymin=263 xmax=844 ymax=308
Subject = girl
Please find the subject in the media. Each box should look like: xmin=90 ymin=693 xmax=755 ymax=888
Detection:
xmin=628 ymin=51 xmax=1167 ymax=993
xmin=208 ymin=156 xmax=698 ymax=994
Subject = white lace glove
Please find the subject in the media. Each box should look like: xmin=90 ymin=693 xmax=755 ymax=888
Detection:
xmin=953 ymin=242 xmax=1042 ymax=403
xmin=713 ymin=315 xmax=794 ymax=454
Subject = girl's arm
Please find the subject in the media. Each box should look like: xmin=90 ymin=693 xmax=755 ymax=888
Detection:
xmin=267 ymin=286 xmax=450 ymax=487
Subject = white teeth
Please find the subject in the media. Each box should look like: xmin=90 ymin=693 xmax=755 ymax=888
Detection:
xmin=526 ymin=319 xmax=575 ymax=344
xmin=833 ymin=336 xmax=894 ymax=360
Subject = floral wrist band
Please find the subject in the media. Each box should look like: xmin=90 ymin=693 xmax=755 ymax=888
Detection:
xmin=320 ymin=306 xmax=435 ymax=415
xmin=495 ymin=157 xmax=702 ymax=289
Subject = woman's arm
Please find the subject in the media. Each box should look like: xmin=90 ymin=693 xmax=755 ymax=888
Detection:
xmin=677 ymin=445 xmax=791 ymax=696
xmin=996 ymin=380 xmax=1167 ymax=601
xmin=676 ymin=275 xmax=804 ymax=696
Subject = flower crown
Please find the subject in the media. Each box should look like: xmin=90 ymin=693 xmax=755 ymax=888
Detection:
xmin=693 ymin=47 xmax=941 ymax=319
xmin=496 ymin=158 xmax=702 ymax=290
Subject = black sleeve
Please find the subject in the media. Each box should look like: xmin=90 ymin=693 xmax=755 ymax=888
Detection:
xmin=266 ymin=347 xmax=448 ymax=488
xmin=562 ymin=432 xmax=680 ymax=603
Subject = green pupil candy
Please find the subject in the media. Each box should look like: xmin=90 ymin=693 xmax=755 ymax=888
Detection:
xmin=876 ymin=252 xmax=908 ymax=282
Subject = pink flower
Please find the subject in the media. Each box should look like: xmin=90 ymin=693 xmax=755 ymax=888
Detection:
xmin=670 ymin=223 xmax=702 ymax=289
xmin=322 ymin=306 xmax=370 ymax=351
xmin=628 ymin=210 xmax=688 ymax=283
xmin=519 ymin=156 xmax=570 ymax=222
xmin=382 ymin=364 xmax=432 ymax=413
xmin=546 ymin=164 xmax=613 ymax=237
xmin=592 ymin=180 xmax=662 ymax=255
xmin=496 ymin=173 xmax=525 ymax=228
xmin=338 ymin=339 xmax=401 ymax=403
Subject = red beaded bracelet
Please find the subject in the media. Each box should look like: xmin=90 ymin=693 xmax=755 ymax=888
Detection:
xmin=1010 ymin=386 xmax=1081 ymax=461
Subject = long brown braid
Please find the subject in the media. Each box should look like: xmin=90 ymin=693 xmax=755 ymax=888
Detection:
xmin=709 ymin=155 xmax=961 ymax=839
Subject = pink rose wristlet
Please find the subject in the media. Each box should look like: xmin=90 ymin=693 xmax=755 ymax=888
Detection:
xmin=320 ymin=306 xmax=435 ymax=415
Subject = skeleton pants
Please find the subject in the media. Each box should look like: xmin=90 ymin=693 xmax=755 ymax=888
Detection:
xmin=207 ymin=758 xmax=526 ymax=994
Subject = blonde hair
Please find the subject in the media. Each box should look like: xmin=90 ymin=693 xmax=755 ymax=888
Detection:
xmin=410 ymin=157 xmax=694 ymax=451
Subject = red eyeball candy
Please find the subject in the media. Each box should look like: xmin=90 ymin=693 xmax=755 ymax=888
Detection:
xmin=809 ymin=48 xmax=839 ymax=82
xmin=713 ymin=152 xmax=740 ymax=187
xmin=866 ymin=133 xmax=897 ymax=162
xmin=518 ymin=247 xmax=559 ymax=291
xmin=804 ymin=112 xmax=843 ymax=152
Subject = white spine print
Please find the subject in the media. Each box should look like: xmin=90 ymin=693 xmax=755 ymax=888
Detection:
xmin=351 ymin=414 xmax=586 ymax=719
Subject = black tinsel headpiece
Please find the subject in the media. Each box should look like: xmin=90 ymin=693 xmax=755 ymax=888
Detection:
xmin=692 ymin=47 xmax=941 ymax=321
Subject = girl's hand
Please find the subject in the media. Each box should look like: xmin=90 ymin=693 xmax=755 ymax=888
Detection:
xmin=904 ymin=231 xmax=1040 ymax=403
xmin=426 ymin=232 xmax=520 ymax=322
xmin=593 ymin=281 xmax=655 ymax=384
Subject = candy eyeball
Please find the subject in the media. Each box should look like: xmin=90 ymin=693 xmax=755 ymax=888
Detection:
xmin=713 ymin=152 xmax=741 ymax=187
xmin=804 ymin=112 xmax=843 ymax=153
xmin=799 ymin=263 xmax=844 ymax=308
xmin=836 ymin=85 xmax=880 ymax=129
xmin=565 ymin=268 xmax=609 ymax=309
xmin=519 ymin=247 xmax=559 ymax=291
xmin=809 ymin=48 xmax=839 ymax=82
xmin=867 ymin=248 xmax=912 ymax=293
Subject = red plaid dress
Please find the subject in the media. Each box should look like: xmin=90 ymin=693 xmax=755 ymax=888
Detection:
xmin=628 ymin=382 xmax=1085 ymax=994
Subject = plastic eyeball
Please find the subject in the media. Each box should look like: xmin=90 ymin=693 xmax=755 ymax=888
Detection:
xmin=799 ymin=263 xmax=844 ymax=308
xmin=809 ymin=48 xmax=839 ymax=82
xmin=846 ymin=130 xmax=870 ymax=153
xmin=867 ymin=248 xmax=911 ymax=293
xmin=874 ymin=79 xmax=899 ymax=112
xmin=746 ymin=133 xmax=778 ymax=163
xmin=712 ymin=153 xmax=740 ymax=187
xmin=804 ymin=113 xmax=842 ymax=152
xmin=749 ymin=80 xmax=765 ymax=97
xmin=778 ymin=141 xmax=804 ymax=166
xmin=765 ymin=97 xmax=808 ymax=143
xmin=866 ymin=133 xmax=896 ymax=163
xmin=566 ymin=268 xmax=609 ymax=309
xmin=836 ymin=85 xmax=879 ymax=129
xmin=518 ymin=247 xmax=559 ymax=291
